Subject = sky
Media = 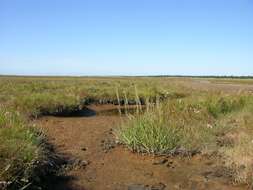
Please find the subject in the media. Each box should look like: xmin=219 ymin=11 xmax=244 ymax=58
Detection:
xmin=0 ymin=0 xmax=253 ymax=76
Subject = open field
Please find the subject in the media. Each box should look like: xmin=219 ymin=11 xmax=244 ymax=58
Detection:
xmin=0 ymin=76 xmax=253 ymax=190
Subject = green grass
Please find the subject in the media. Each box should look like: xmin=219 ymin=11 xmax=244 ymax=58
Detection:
xmin=13 ymin=92 xmax=80 ymax=116
xmin=0 ymin=108 xmax=44 ymax=189
xmin=0 ymin=76 xmax=188 ymax=117
xmin=117 ymin=108 xmax=181 ymax=154
xmin=117 ymin=96 xmax=251 ymax=152
xmin=205 ymin=95 xmax=246 ymax=118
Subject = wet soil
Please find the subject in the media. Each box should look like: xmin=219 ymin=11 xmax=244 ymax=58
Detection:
xmin=35 ymin=105 xmax=247 ymax=190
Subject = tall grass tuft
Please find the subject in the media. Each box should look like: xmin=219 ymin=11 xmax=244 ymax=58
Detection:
xmin=117 ymin=105 xmax=181 ymax=154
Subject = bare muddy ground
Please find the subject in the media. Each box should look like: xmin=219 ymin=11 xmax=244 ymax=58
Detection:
xmin=183 ymin=79 xmax=253 ymax=92
xmin=35 ymin=105 xmax=247 ymax=190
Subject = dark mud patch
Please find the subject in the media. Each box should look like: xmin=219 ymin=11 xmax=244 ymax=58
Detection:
xmin=13 ymin=141 xmax=74 ymax=190
xmin=100 ymin=128 xmax=117 ymax=153
xmin=41 ymin=104 xmax=143 ymax=118
xmin=46 ymin=160 xmax=90 ymax=190
xmin=50 ymin=107 xmax=96 ymax=117
xmin=97 ymin=106 xmax=141 ymax=116
xmin=127 ymin=182 xmax=166 ymax=190
xmin=41 ymin=153 xmax=91 ymax=190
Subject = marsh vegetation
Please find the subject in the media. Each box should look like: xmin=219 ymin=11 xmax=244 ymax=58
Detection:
xmin=0 ymin=76 xmax=253 ymax=189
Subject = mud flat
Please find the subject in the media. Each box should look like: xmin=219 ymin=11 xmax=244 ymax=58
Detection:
xmin=187 ymin=79 xmax=253 ymax=92
xmin=35 ymin=105 xmax=247 ymax=190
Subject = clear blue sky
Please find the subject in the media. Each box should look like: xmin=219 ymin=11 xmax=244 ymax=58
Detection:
xmin=0 ymin=0 xmax=252 ymax=76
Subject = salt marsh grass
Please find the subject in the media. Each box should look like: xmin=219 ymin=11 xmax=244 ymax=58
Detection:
xmin=117 ymin=93 xmax=253 ymax=184
xmin=0 ymin=76 xmax=253 ymax=188
xmin=0 ymin=108 xmax=45 ymax=189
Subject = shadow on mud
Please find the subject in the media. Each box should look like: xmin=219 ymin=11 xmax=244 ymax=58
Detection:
xmin=51 ymin=107 xmax=96 ymax=117
xmin=97 ymin=107 xmax=141 ymax=116
xmin=49 ymin=106 xmax=142 ymax=118
xmin=33 ymin=143 xmax=89 ymax=190
xmin=46 ymin=175 xmax=88 ymax=190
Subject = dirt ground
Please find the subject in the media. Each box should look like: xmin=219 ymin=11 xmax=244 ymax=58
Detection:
xmin=35 ymin=105 xmax=248 ymax=190
xmin=183 ymin=79 xmax=253 ymax=92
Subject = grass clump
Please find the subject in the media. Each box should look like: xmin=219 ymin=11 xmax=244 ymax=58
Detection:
xmin=0 ymin=108 xmax=44 ymax=189
xmin=117 ymin=99 xmax=221 ymax=155
xmin=205 ymin=95 xmax=246 ymax=118
xmin=118 ymin=108 xmax=181 ymax=154
xmin=118 ymin=93 xmax=253 ymax=184
xmin=117 ymin=94 xmax=251 ymax=156
xmin=217 ymin=100 xmax=253 ymax=184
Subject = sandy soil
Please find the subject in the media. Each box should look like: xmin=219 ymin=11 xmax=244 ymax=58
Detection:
xmin=35 ymin=105 xmax=248 ymax=190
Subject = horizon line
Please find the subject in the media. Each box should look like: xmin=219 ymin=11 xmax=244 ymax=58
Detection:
xmin=0 ymin=74 xmax=253 ymax=78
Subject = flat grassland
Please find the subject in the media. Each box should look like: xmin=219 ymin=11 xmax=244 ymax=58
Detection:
xmin=0 ymin=76 xmax=253 ymax=190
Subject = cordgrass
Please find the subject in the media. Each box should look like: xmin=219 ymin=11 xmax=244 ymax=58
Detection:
xmin=0 ymin=108 xmax=45 ymax=189
xmin=0 ymin=76 xmax=188 ymax=117
xmin=117 ymin=108 xmax=181 ymax=154
xmin=117 ymin=94 xmax=253 ymax=184
xmin=117 ymin=96 xmax=230 ymax=155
